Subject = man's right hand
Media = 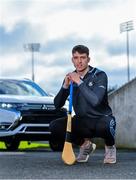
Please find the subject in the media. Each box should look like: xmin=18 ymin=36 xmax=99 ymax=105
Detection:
xmin=63 ymin=74 xmax=71 ymax=88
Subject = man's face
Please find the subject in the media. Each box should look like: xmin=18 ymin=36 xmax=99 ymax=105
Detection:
xmin=72 ymin=51 xmax=90 ymax=72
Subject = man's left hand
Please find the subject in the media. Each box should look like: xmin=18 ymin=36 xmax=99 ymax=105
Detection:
xmin=68 ymin=72 xmax=81 ymax=84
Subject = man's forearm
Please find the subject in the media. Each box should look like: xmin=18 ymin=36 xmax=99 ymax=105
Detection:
xmin=54 ymin=87 xmax=69 ymax=109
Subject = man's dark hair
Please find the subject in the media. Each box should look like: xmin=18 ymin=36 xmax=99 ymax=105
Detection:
xmin=72 ymin=45 xmax=89 ymax=56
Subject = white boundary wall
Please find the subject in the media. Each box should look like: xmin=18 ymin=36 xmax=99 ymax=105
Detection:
xmin=108 ymin=77 xmax=136 ymax=148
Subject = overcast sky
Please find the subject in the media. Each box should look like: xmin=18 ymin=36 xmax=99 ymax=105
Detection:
xmin=0 ymin=0 xmax=136 ymax=94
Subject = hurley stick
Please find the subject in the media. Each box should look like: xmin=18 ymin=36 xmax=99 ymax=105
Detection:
xmin=62 ymin=81 xmax=76 ymax=165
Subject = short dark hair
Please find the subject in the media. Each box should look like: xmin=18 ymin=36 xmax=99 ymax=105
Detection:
xmin=72 ymin=45 xmax=89 ymax=56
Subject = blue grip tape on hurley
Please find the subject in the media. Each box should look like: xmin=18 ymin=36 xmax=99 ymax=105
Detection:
xmin=69 ymin=81 xmax=73 ymax=113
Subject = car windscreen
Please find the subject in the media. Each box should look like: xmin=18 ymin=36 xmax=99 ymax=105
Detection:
xmin=0 ymin=80 xmax=47 ymax=96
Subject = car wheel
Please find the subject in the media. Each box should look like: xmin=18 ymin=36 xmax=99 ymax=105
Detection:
xmin=5 ymin=139 xmax=20 ymax=151
xmin=49 ymin=140 xmax=64 ymax=151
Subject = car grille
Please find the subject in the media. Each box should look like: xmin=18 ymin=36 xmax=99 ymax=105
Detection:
xmin=25 ymin=126 xmax=49 ymax=132
xmin=14 ymin=108 xmax=67 ymax=135
xmin=20 ymin=108 xmax=67 ymax=124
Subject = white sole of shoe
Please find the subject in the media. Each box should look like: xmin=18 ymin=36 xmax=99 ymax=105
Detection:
xmin=76 ymin=155 xmax=90 ymax=163
xmin=104 ymin=160 xmax=116 ymax=164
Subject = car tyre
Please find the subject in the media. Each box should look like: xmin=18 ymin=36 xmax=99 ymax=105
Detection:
xmin=5 ymin=138 xmax=20 ymax=151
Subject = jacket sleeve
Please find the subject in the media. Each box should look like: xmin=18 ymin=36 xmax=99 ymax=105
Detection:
xmin=54 ymin=86 xmax=70 ymax=109
xmin=78 ymin=71 xmax=107 ymax=107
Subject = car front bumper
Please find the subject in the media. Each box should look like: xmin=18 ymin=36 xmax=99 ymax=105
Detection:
xmin=0 ymin=108 xmax=67 ymax=139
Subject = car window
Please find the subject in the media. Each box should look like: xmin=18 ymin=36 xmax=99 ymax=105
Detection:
xmin=0 ymin=80 xmax=47 ymax=96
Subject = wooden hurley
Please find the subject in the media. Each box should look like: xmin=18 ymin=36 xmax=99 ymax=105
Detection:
xmin=62 ymin=81 xmax=76 ymax=165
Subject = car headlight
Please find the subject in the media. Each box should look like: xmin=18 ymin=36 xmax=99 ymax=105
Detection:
xmin=0 ymin=103 xmax=18 ymax=109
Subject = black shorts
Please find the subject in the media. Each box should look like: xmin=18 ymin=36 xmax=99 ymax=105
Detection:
xmin=49 ymin=115 xmax=116 ymax=146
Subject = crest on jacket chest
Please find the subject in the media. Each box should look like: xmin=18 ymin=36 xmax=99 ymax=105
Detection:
xmin=88 ymin=81 xmax=93 ymax=87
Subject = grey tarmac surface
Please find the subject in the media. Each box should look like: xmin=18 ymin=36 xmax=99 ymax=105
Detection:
xmin=0 ymin=148 xmax=136 ymax=179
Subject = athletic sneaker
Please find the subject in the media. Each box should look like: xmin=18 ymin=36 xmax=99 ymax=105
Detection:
xmin=104 ymin=145 xmax=116 ymax=164
xmin=76 ymin=143 xmax=96 ymax=163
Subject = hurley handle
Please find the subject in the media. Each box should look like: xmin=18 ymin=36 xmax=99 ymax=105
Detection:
xmin=69 ymin=81 xmax=73 ymax=114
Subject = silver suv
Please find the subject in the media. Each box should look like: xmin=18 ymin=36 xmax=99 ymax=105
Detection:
xmin=0 ymin=78 xmax=67 ymax=151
